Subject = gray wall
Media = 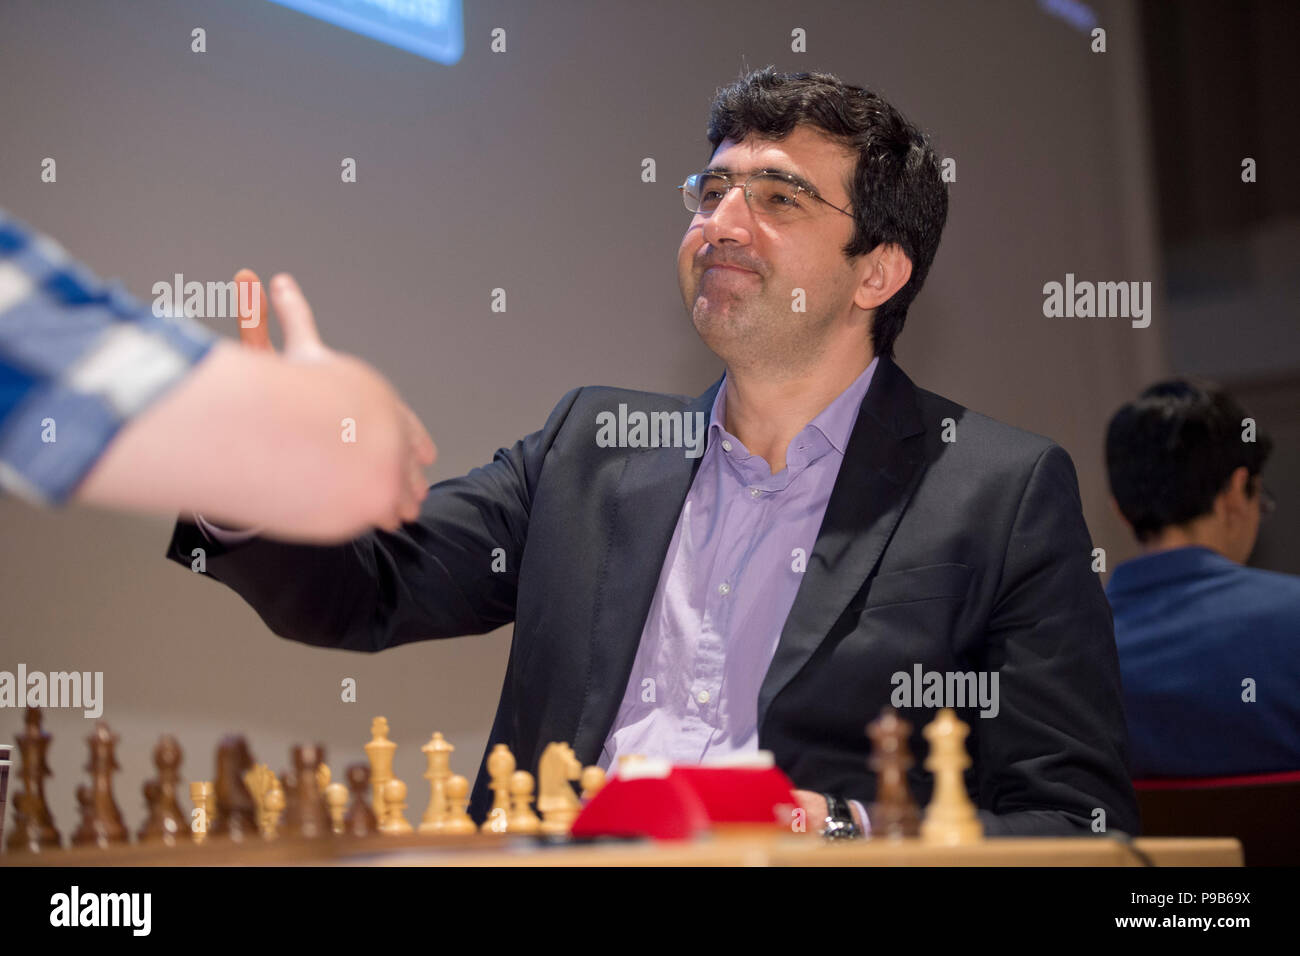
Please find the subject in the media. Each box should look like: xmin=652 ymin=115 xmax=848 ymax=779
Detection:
xmin=0 ymin=0 xmax=1167 ymax=836
xmin=1137 ymin=0 xmax=1300 ymax=575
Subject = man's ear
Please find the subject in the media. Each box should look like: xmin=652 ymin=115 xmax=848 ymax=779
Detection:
xmin=853 ymin=242 xmax=912 ymax=312
xmin=1221 ymin=465 xmax=1253 ymax=516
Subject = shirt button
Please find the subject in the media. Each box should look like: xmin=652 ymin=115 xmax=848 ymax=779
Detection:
xmin=721 ymin=440 xmax=733 ymax=452
xmin=749 ymin=487 xmax=761 ymax=498
xmin=717 ymin=582 xmax=730 ymax=596
xmin=697 ymin=690 xmax=711 ymax=704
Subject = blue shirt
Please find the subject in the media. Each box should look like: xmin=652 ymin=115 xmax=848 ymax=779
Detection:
xmin=1107 ymin=545 xmax=1300 ymax=777
xmin=0 ymin=210 xmax=215 ymax=504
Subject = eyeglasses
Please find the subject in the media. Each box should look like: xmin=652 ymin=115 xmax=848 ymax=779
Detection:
xmin=678 ymin=170 xmax=854 ymax=221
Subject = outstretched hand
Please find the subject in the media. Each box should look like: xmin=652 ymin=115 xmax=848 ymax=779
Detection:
xmin=233 ymin=268 xmax=436 ymax=530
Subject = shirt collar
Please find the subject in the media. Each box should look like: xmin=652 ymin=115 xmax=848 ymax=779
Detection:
xmin=708 ymin=356 xmax=878 ymax=457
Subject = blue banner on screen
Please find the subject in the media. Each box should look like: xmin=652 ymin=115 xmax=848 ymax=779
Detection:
xmin=266 ymin=0 xmax=463 ymax=64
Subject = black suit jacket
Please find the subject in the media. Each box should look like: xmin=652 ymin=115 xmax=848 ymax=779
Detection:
xmin=166 ymin=356 xmax=1139 ymax=836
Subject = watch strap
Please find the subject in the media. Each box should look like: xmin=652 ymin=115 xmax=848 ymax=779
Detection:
xmin=820 ymin=792 xmax=861 ymax=839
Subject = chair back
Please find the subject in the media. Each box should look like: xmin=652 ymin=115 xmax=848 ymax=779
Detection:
xmin=1135 ymin=770 xmax=1300 ymax=865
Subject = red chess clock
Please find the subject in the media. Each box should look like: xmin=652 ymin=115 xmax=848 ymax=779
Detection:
xmin=570 ymin=760 xmax=798 ymax=840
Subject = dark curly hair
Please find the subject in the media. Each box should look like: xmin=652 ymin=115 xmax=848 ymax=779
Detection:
xmin=703 ymin=66 xmax=949 ymax=358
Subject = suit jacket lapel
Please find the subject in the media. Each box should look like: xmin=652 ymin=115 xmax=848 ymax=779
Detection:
xmin=570 ymin=379 xmax=722 ymax=766
xmin=757 ymin=356 xmax=929 ymax=732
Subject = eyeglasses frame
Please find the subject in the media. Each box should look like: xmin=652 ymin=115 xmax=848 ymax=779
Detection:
xmin=677 ymin=169 xmax=855 ymax=220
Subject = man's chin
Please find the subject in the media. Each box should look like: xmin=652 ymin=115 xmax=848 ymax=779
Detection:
xmin=690 ymin=303 xmax=740 ymax=342
xmin=691 ymin=293 xmax=755 ymax=326
xmin=691 ymin=313 xmax=759 ymax=362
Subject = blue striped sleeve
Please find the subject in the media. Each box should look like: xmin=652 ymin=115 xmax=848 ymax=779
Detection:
xmin=0 ymin=209 xmax=217 ymax=505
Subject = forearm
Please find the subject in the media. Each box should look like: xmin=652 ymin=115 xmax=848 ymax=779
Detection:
xmin=164 ymin=388 xmax=580 ymax=654
xmin=167 ymin=518 xmax=386 ymax=651
xmin=78 ymin=341 xmax=413 ymax=541
xmin=166 ymin=448 xmax=537 ymax=650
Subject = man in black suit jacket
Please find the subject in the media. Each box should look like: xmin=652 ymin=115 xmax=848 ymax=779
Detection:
xmin=167 ymin=68 xmax=1138 ymax=836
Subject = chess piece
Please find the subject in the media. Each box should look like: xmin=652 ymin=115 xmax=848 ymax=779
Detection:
xmin=244 ymin=764 xmax=286 ymax=839
xmin=189 ymin=781 xmax=214 ymax=844
xmin=379 ymin=778 xmax=413 ymax=834
xmin=343 ymin=763 xmax=378 ymax=836
xmin=480 ymin=743 xmax=515 ymax=833
xmin=579 ymin=765 xmax=607 ymax=803
xmin=7 ymin=707 xmax=61 ymax=852
xmin=920 ymin=709 xmax=983 ymax=845
xmin=201 ymin=781 xmax=216 ymax=837
xmin=867 ymin=707 xmax=920 ymax=839
xmin=70 ymin=722 xmax=128 ymax=847
xmin=0 ymin=743 xmax=10 ymax=849
xmin=138 ymin=735 xmax=187 ymax=845
xmin=324 ymin=781 xmax=348 ymax=835
xmin=507 ymin=770 xmax=541 ymax=834
xmin=537 ymin=742 xmax=582 ymax=835
xmin=442 ymin=774 xmax=476 ymax=835
xmin=287 ymin=744 xmax=330 ymax=838
xmin=212 ymin=735 xmax=257 ymax=840
xmin=316 ymin=763 xmax=344 ymax=835
xmin=279 ymin=764 xmax=299 ymax=827
xmin=418 ymin=731 xmax=454 ymax=834
xmin=243 ymin=766 xmax=270 ymax=833
xmin=364 ymin=717 xmax=396 ymax=825
xmin=72 ymin=784 xmax=96 ymax=846
xmin=263 ymin=782 xmax=286 ymax=839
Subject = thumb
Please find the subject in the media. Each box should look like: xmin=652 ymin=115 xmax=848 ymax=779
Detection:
xmin=269 ymin=273 xmax=328 ymax=360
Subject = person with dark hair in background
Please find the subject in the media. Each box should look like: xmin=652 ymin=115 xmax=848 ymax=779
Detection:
xmin=172 ymin=68 xmax=1138 ymax=837
xmin=1105 ymin=379 xmax=1300 ymax=777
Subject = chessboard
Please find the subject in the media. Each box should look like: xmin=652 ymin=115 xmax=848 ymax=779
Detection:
xmin=3 ymin=710 xmax=601 ymax=851
xmin=0 ymin=706 xmax=1244 ymax=867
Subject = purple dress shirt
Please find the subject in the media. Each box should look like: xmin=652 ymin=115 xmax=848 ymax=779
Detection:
xmin=598 ymin=358 xmax=879 ymax=826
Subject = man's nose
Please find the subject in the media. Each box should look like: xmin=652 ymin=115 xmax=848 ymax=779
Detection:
xmin=701 ymin=185 xmax=754 ymax=246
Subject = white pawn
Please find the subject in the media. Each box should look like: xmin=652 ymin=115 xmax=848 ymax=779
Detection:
xmin=507 ymin=770 xmax=541 ymax=834
xmin=325 ymin=782 xmax=348 ymax=835
xmin=379 ymin=778 xmax=413 ymax=834
xmin=442 ymin=774 xmax=477 ymax=835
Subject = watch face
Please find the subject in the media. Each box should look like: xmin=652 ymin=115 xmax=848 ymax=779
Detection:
xmin=821 ymin=819 xmax=859 ymax=840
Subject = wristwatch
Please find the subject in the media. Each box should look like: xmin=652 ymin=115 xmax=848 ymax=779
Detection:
xmin=819 ymin=792 xmax=862 ymax=840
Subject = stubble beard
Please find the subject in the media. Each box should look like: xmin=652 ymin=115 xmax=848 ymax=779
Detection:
xmin=691 ymin=283 xmax=833 ymax=381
